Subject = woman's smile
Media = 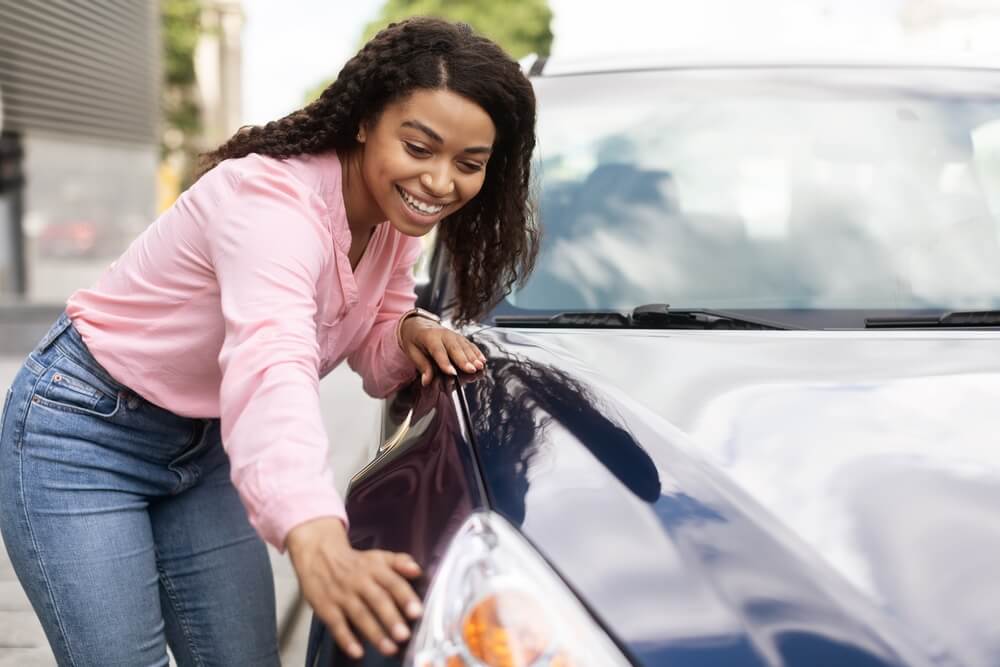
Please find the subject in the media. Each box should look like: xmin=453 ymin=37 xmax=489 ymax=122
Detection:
xmin=395 ymin=184 xmax=449 ymax=223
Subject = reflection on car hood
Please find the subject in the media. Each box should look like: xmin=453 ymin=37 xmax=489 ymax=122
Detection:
xmin=462 ymin=327 xmax=1000 ymax=667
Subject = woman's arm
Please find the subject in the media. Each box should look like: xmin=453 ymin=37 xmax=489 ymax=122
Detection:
xmin=208 ymin=160 xmax=421 ymax=659
xmin=347 ymin=236 xmax=485 ymax=394
xmin=210 ymin=162 xmax=342 ymax=549
xmin=346 ymin=236 xmax=424 ymax=397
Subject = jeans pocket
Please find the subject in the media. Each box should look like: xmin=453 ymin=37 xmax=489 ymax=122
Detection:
xmin=31 ymin=366 xmax=122 ymax=419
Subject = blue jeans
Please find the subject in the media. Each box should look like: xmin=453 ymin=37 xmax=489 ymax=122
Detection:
xmin=0 ymin=314 xmax=280 ymax=666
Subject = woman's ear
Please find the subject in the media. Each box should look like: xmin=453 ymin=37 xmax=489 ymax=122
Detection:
xmin=356 ymin=123 xmax=368 ymax=143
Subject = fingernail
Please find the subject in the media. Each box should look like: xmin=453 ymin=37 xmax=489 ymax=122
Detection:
xmin=465 ymin=362 xmax=476 ymax=372
xmin=380 ymin=638 xmax=397 ymax=655
xmin=448 ymin=365 xmax=457 ymax=375
xmin=393 ymin=623 xmax=410 ymax=641
xmin=348 ymin=643 xmax=363 ymax=658
xmin=407 ymin=600 xmax=424 ymax=618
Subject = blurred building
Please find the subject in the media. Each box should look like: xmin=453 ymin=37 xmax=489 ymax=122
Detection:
xmin=901 ymin=0 xmax=1000 ymax=54
xmin=0 ymin=1 xmax=159 ymax=303
xmin=158 ymin=0 xmax=244 ymax=212
xmin=197 ymin=0 xmax=245 ymax=148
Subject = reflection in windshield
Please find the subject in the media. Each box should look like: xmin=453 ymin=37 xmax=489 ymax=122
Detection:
xmin=509 ymin=68 xmax=1000 ymax=319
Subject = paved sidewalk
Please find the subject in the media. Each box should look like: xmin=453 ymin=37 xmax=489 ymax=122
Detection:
xmin=0 ymin=358 xmax=380 ymax=665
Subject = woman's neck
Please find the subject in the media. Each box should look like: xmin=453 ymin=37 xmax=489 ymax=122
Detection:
xmin=340 ymin=148 xmax=384 ymax=240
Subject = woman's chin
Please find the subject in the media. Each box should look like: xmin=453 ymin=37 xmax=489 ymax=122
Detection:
xmin=388 ymin=216 xmax=439 ymax=237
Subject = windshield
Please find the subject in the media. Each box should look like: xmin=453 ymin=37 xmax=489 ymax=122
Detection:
xmin=499 ymin=67 xmax=1000 ymax=327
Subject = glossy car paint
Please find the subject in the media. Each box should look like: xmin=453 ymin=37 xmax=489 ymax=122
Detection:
xmin=459 ymin=326 xmax=1000 ymax=667
xmin=308 ymin=57 xmax=1000 ymax=667
xmin=307 ymin=376 xmax=486 ymax=666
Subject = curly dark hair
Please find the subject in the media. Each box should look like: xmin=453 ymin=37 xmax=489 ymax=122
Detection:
xmin=198 ymin=17 xmax=540 ymax=324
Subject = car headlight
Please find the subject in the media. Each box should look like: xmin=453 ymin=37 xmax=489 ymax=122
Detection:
xmin=406 ymin=511 xmax=632 ymax=667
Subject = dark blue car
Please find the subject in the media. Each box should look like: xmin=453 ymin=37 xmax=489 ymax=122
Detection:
xmin=308 ymin=53 xmax=1000 ymax=666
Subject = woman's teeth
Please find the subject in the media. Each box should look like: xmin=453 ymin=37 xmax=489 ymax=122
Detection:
xmin=398 ymin=186 xmax=444 ymax=215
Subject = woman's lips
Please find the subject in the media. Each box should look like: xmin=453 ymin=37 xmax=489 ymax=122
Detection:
xmin=396 ymin=185 xmax=450 ymax=225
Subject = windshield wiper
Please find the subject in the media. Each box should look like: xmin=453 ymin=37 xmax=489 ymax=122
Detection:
xmin=495 ymin=303 xmax=796 ymax=330
xmin=865 ymin=310 xmax=1000 ymax=328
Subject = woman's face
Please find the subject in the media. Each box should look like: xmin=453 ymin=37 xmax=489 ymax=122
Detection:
xmin=357 ymin=88 xmax=496 ymax=237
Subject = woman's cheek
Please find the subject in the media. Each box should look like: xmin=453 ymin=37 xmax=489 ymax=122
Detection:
xmin=465 ymin=175 xmax=487 ymax=202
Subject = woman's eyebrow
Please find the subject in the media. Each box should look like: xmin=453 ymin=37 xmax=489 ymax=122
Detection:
xmin=401 ymin=119 xmax=493 ymax=155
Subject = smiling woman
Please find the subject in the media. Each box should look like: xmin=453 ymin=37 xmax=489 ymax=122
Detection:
xmin=200 ymin=17 xmax=540 ymax=325
xmin=0 ymin=17 xmax=539 ymax=667
xmin=353 ymin=88 xmax=496 ymax=237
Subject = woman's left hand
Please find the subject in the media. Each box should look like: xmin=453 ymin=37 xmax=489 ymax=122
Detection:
xmin=399 ymin=316 xmax=486 ymax=385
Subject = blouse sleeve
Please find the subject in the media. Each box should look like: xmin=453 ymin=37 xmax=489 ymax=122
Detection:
xmin=207 ymin=161 xmax=347 ymax=551
xmin=346 ymin=234 xmax=423 ymax=398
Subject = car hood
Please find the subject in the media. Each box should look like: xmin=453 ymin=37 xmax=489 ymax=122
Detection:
xmin=461 ymin=327 xmax=1000 ymax=667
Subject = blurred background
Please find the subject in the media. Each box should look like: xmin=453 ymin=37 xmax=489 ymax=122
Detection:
xmin=2 ymin=0 xmax=1000 ymax=311
xmin=2 ymin=1 xmax=1000 ymax=663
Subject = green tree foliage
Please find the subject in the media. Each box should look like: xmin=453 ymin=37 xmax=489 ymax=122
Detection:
xmin=161 ymin=0 xmax=204 ymax=182
xmin=363 ymin=0 xmax=552 ymax=59
xmin=163 ymin=0 xmax=201 ymax=87
xmin=304 ymin=0 xmax=552 ymax=102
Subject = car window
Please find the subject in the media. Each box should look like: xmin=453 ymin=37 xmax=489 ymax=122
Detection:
xmin=503 ymin=67 xmax=1000 ymax=326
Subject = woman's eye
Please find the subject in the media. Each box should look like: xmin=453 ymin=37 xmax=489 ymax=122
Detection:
xmin=458 ymin=161 xmax=484 ymax=173
xmin=404 ymin=142 xmax=431 ymax=157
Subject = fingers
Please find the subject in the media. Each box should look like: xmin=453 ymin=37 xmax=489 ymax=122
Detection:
xmin=405 ymin=344 xmax=434 ymax=386
xmin=427 ymin=338 xmax=457 ymax=376
xmin=315 ymin=565 xmax=418 ymax=657
xmin=292 ymin=526 xmax=426 ymax=660
xmin=388 ymin=551 xmax=423 ymax=579
xmin=323 ymin=606 xmax=364 ymax=660
xmin=360 ymin=580 xmax=410 ymax=645
xmin=427 ymin=334 xmax=486 ymax=376
xmin=379 ymin=554 xmax=423 ymax=620
xmin=406 ymin=328 xmax=488 ymax=385
xmin=345 ymin=594 xmax=399 ymax=656
xmin=343 ymin=552 xmax=423 ymax=656
xmin=462 ymin=338 xmax=486 ymax=369
xmin=443 ymin=336 xmax=475 ymax=373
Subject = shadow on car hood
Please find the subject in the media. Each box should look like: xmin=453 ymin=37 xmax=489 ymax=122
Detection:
xmin=461 ymin=327 xmax=1000 ymax=667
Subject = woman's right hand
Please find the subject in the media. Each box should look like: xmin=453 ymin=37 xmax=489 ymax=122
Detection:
xmin=285 ymin=517 xmax=423 ymax=659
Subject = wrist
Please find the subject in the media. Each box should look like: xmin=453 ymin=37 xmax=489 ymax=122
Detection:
xmin=395 ymin=307 xmax=442 ymax=349
xmin=285 ymin=516 xmax=348 ymax=557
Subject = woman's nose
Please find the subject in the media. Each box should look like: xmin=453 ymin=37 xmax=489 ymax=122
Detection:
xmin=420 ymin=170 xmax=455 ymax=197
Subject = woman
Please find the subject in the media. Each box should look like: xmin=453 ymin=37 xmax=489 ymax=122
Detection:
xmin=0 ymin=17 xmax=538 ymax=666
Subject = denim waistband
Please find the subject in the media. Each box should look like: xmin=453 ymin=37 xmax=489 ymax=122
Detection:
xmin=30 ymin=312 xmax=127 ymax=398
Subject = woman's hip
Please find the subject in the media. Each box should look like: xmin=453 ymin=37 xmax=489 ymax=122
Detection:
xmin=4 ymin=312 xmax=217 ymax=473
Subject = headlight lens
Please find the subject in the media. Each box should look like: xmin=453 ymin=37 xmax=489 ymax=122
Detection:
xmin=406 ymin=511 xmax=631 ymax=667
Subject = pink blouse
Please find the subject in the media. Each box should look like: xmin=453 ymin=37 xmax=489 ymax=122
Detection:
xmin=66 ymin=151 xmax=421 ymax=550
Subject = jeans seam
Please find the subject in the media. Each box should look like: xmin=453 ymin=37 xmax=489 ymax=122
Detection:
xmin=31 ymin=390 xmax=123 ymax=420
xmin=50 ymin=338 xmax=125 ymax=397
xmin=1 ymin=388 xmax=12 ymax=441
xmin=168 ymin=421 xmax=210 ymax=494
xmin=157 ymin=559 xmax=204 ymax=667
xmin=24 ymin=351 xmax=122 ymax=422
xmin=15 ymin=359 xmax=50 ymax=452
xmin=16 ymin=431 xmax=78 ymax=666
